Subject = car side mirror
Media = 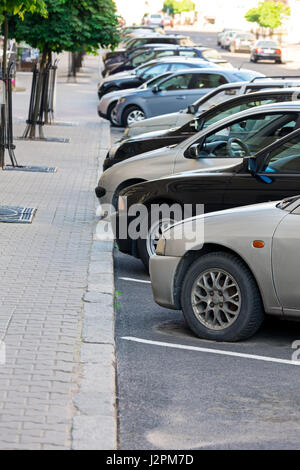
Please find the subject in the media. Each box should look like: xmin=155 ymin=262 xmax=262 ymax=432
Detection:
xmin=187 ymin=104 xmax=196 ymax=114
xmin=186 ymin=143 xmax=202 ymax=159
xmin=241 ymin=156 xmax=257 ymax=174
xmin=152 ymin=85 xmax=159 ymax=93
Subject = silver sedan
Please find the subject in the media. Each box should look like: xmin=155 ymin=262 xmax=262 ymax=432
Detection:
xmin=150 ymin=197 xmax=300 ymax=342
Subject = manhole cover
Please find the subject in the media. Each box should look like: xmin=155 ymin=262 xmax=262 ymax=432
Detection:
xmin=0 ymin=206 xmax=37 ymax=223
xmin=0 ymin=208 xmax=19 ymax=217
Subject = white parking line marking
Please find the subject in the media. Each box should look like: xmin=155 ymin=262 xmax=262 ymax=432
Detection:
xmin=122 ymin=337 xmax=300 ymax=367
xmin=119 ymin=277 xmax=151 ymax=284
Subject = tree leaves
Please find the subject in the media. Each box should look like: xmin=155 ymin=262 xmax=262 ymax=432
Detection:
xmin=6 ymin=0 xmax=120 ymax=53
xmin=245 ymin=1 xmax=290 ymax=29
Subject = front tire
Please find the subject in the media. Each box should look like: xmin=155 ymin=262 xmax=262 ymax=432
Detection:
xmin=107 ymin=102 xmax=118 ymax=126
xmin=137 ymin=213 xmax=177 ymax=272
xmin=122 ymin=106 xmax=145 ymax=127
xmin=181 ymin=252 xmax=264 ymax=342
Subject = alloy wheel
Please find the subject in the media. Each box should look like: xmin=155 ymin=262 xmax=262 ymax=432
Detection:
xmin=191 ymin=269 xmax=241 ymax=331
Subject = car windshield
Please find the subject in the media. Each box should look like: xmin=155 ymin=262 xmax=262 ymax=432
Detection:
xmin=257 ymin=41 xmax=278 ymax=47
xmin=139 ymin=72 xmax=173 ymax=89
xmin=194 ymin=87 xmax=241 ymax=112
xmin=197 ymin=112 xmax=298 ymax=158
xmin=232 ymin=71 xmax=263 ymax=81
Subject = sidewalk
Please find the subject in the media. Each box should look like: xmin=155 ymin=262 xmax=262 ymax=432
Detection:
xmin=0 ymin=54 xmax=116 ymax=449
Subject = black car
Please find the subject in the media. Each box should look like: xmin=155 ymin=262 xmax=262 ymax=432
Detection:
xmin=108 ymin=46 xmax=230 ymax=76
xmin=250 ymin=40 xmax=282 ymax=63
xmin=103 ymin=88 xmax=298 ymax=171
xmin=113 ymin=106 xmax=300 ymax=269
xmin=103 ymin=34 xmax=194 ymax=64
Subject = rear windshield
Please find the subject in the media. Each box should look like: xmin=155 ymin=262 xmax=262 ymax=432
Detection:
xmin=236 ymin=34 xmax=254 ymax=40
xmin=257 ymin=41 xmax=278 ymax=47
xmin=151 ymin=14 xmax=162 ymax=18
xmin=232 ymin=71 xmax=263 ymax=81
xmin=202 ymin=49 xmax=222 ymax=60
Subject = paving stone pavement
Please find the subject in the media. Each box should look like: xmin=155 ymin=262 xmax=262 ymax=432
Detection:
xmin=0 ymin=53 xmax=115 ymax=449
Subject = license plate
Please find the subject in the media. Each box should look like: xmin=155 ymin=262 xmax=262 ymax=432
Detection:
xmin=264 ymin=49 xmax=275 ymax=53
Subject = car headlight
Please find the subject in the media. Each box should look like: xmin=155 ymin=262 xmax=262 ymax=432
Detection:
xmin=118 ymin=97 xmax=126 ymax=104
xmin=156 ymin=238 xmax=166 ymax=256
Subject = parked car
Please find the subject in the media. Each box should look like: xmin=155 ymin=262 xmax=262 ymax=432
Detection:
xmin=104 ymin=45 xmax=179 ymax=76
xmin=229 ymin=32 xmax=255 ymax=53
xmin=163 ymin=16 xmax=173 ymax=27
xmin=217 ymin=28 xmax=235 ymax=46
xmin=220 ymin=30 xmax=239 ymax=49
xmin=144 ymin=13 xmax=164 ymax=28
xmin=107 ymin=102 xmax=300 ymax=268
xmin=113 ymin=67 xmax=264 ymax=127
xmin=251 ymin=40 xmax=282 ymax=63
xmin=103 ymin=43 xmax=178 ymax=74
xmin=102 ymin=87 xmax=300 ymax=170
xmin=124 ymin=76 xmax=300 ymax=138
xmin=150 ymin=195 xmax=300 ymax=341
xmin=103 ymin=34 xmax=194 ymax=63
xmin=98 ymin=57 xmax=220 ymax=99
xmin=98 ymin=72 xmax=173 ymax=123
xmin=108 ymin=46 xmax=232 ymax=76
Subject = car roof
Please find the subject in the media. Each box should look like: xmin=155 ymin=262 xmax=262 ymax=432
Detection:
xmin=203 ymin=78 xmax=300 ymax=91
xmin=155 ymin=56 xmax=215 ymax=63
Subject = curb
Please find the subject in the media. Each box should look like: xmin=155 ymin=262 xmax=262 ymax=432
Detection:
xmin=72 ymin=120 xmax=117 ymax=450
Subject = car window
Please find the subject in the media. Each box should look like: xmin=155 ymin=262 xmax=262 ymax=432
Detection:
xmin=202 ymin=98 xmax=280 ymax=129
xmin=155 ymin=50 xmax=176 ymax=58
xmin=179 ymin=50 xmax=198 ymax=58
xmin=195 ymin=113 xmax=298 ymax=158
xmin=159 ymin=74 xmax=193 ymax=91
xmin=132 ymin=51 xmax=155 ymax=67
xmin=263 ymin=134 xmax=300 ymax=173
xmin=193 ymin=73 xmax=227 ymax=89
xmin=140 ymin=63 xmax=170 ymax=80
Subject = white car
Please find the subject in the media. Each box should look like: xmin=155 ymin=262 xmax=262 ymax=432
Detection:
xmin=150 ymin=196 xmax=300 ymax=342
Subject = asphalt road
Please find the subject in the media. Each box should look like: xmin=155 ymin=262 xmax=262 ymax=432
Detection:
xmin=112 ymin=30 xmax=300 ymax=450
xmin=174 ymin=29 xmax=300 ymax=77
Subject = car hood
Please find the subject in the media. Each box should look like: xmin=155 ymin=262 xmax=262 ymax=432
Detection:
xmin=126 ymin=127 xmax=177 ymax=142
xmin=129 ymin=112 xmax=185 ymax=130
xmin=101 ymin=88 xmax=141 ymax=104
xmin=101 ymin=71 xmax=136 ymax=83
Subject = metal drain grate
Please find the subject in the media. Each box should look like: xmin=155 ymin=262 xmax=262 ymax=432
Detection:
xmin=4 ymin=166 xmax=57 ymax=173
xmin=0 ymin=206 xmax=37 ymax=223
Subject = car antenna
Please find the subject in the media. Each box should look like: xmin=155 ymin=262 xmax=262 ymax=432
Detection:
xmin=238 ymin=62 xmax=246 ymax=70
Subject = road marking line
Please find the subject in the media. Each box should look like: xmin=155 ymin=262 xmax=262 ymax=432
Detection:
xmin=119 ymin=277 xmax=151 ymax=284
xmin=122 ymin=336 xmax=300 ymax=367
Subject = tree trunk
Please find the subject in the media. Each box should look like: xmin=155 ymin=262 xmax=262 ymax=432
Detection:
xmin=29 ymin=47 xmax=48 ymax=139
xmin=0 ymin=12 xmax=8 ymax=168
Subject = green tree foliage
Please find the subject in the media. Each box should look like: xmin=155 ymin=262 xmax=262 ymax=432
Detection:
xmin=163 ymin=0 xmax=195 ymax=16
xmin=7 ymin=0 xmax=120 ymax=55
xmin=245 ymin=1 xmax=290 ymax=29
xmin=0 ymin=0 xmax=47 ymax=73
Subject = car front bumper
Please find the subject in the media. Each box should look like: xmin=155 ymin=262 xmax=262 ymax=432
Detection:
xmin=149 ymin=255 xmax=181 ymax=310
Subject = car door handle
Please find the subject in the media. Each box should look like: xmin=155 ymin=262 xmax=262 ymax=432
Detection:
xmin=176 ymin=96 xmax=186 ymax=100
